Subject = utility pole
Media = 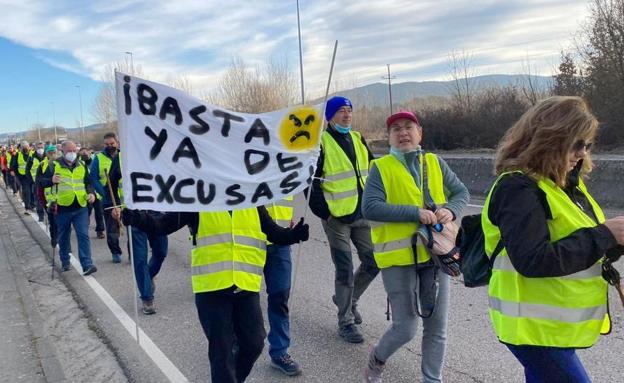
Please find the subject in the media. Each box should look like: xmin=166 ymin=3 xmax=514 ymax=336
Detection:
xmin=382 ymin=64 xmax=396 ymax=115
xmin=125 ymin=51 xmax=134 ymax=75
xmin=36 ymin=112 xmax=41 ymax=141
xmin=76 ymin=85 xmax=85 ymax=146
xmin=51 ymin=102 xmax=57 ymax=144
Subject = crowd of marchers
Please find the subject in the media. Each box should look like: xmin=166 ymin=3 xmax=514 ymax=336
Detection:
xmin=2 ymin=94 xmax=624 ymax=383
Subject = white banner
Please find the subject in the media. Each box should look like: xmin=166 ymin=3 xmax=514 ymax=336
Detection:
xmin=115 ymin=72 xmax=322 ymax=212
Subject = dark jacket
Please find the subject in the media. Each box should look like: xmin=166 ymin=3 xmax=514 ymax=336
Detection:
xmin=25 ymin=153 xmax=45 ymax=182
xmin=307 ymin=125 xmax=374 ymax=223
xmin=488 ymin=171 xmax=619 ymax=278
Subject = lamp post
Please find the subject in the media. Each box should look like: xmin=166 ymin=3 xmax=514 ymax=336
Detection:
xmin=75 ymin=85 xmax=85 ymax=146
xmin=51 ymin=102 xmax=57 ymax=144
xmin=125 ymin=51 xmax=134 ymax=75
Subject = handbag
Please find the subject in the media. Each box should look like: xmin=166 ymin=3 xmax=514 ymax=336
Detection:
xmin=414 ymin=152 xmax=461 ymax=277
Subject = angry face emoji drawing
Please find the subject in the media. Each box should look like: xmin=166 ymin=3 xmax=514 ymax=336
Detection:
xmin=278 ymin=106 xmax=321 ymax=152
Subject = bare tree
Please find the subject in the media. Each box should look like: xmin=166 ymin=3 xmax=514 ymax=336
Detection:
xmin=519 ymin=55 xmax=552 ymax=105
xmin=447 ymin=50 xmax=476 ymax=113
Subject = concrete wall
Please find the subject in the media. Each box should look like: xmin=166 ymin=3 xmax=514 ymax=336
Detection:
xmin=441 ymin=155 xmax=624 ymax=209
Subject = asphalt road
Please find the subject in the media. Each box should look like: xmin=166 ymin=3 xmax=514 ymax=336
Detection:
xmin=20 ymin=195 xmax=624 ymax=383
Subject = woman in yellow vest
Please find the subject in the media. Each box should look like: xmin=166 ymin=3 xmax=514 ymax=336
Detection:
xmin=362 ymin=111 xmax=469 ymax=382
xmin=483 ymin=96 xmax=624 ymax=382
xmin=121 ymin=206 xmax=309 ymax=383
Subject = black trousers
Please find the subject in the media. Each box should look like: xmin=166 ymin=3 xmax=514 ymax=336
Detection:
xmin=18 ymin=175 xmax=32 ymax=209
xmin=195 ymin=288 xmax=266 ymax=383
xmin=103 ymin=207 xmax=122 ymax=255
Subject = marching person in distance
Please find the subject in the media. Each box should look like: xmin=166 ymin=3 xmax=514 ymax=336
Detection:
xmin=0 ymin=146 xmax=8 ymax=187
xmin=308 ymin=96 xmax=379 ymax=344
xmin=26 ymin=141 xmax=46 ymax=222
xmin=91 ymin=133 xmax=123 ymax=261
xmin=121 ymin=206 xmax=309 ymax=383
xmin=40 ymin=140 xmax=97 ymax=276
xmin=6 ymin=144 xmax=18 ymax=195
xmin=36 ymin=145 xmax=59 ymax=246
xmin=483 ymin=96 xmax=624 ymax=382
xmin=80 ymin=146 xmax=106 ymax=240
xmin=10 ymin=140 xmax=34 ymax=213
xmin=109 ymin=153 xmax=169 ymax=315
xmin=361 ymin=111 xmax=469 ymax=383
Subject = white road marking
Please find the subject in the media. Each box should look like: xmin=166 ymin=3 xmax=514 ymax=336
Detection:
xmin=28 ymin=209 xmax=189 ymax=383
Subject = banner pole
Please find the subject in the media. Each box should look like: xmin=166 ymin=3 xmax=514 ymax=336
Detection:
xmin=296 ymin=0 xmax=305 ymax=105
xmin=127 ymin=225 xmax=140 ymax=344
xmin=291 ymin=40 xmax=338 ymax=298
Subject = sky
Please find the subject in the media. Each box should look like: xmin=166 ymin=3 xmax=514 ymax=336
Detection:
xmin=0 ymin=0 xmax=591 ymax=135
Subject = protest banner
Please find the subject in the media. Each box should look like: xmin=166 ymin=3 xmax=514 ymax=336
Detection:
xmin=115 ymin=72 xmax=322 ymax=212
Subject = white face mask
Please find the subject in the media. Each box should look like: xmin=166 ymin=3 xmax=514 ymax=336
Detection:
xmin=36 ymin=148 xmax=44 ymax=155
xmin=64 ymin=152 xmax=77 ymax=163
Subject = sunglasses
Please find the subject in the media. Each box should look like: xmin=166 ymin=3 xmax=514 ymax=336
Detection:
xmin=572 ymin=140 xmax=593 ymax=152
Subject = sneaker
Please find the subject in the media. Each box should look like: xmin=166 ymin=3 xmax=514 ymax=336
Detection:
xmin=270 ymin=354 xmax=302 ymax=376
xmin=142 ymin=300 xmax=156 ymax=315
xmin=83 ymin=265 xmax=97 ymax=276
xmin=97 ymin=231 xmax=105 ymax=239
xmin=363 ymin=345 xmax=385 ymax=383
xmin=339 ymin=324 xmax=364 ymax=343
xmin=333 ymin=295 xmax=363 ymax=325
xmin=112 ymin=254 xmax=121 ymax=263
xmin=61 ymin=264 xmax=71 ymax=272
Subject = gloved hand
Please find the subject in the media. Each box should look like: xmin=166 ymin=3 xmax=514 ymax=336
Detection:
xmin=291 ymin=217 xmax=309 ymax=242
xmin=121 ymin=209 xmax=137 ymax=227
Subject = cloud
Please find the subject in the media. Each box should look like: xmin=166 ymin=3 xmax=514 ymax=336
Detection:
xmin=0 ymin=0 xmax=590 ymax=98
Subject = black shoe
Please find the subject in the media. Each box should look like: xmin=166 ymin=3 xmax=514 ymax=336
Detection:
xmin=83 ymin=265 xmax=97 ymax=276
xmin=339 ymin=324 xmax=364 ymax=343
xmin=270 ymin=354 xmax=302 ymax=376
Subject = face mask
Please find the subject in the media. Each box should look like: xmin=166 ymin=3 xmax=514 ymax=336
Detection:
xmin=81 ymin=154 xmax=90 ymax=161
xmin=333 ymin=123 xmax=352 ymax=134
xmin=64 ymin=152 xmax=77 ymax=163
xmin=105 ymin=146 xmax=117 ymax=155
xmin=36 ymin=149 xmax=44 ymax=156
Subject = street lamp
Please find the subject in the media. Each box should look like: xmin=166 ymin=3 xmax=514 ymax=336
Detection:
xmin=75 ymin=85 xmax=85 ymax=146
xmin=51 ymin=102 xmax=57 ymax=144
xmin=125 ymin=51 xmax=134 ymax=75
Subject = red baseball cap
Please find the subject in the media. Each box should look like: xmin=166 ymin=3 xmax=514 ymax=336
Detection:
xmin=386 ymin=110 xmax=420 ymax=129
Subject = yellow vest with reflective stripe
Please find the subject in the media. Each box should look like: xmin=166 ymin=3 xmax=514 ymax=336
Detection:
xmin=320 ymin=130 xmax=369 ymax=217
xmin=6 ymin=152 xmax=12 ymax=165
xmin=483 ymin=172 xmax=609 ymax=348
xmin=95 ymin=152 xmax=112 ymax=200
xmin=53 ymin=162 xmax=88 ymax=207
xmin=370 ymin=153 xmax=446 ymax=268
xmin=191 ymin=209 xmax=267 ymax=293
xmin=30 ymin=156 xmax=41 ymax=182
xmin=266 ymin=195 xmax=295 ymax=228
xmin=17 ymin=151 xmax=28 ymax=175
xmin=39 ymin=158 xmax=56 ymax=207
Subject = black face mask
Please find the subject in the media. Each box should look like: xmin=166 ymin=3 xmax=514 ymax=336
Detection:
xmin=81 ymin=154 xmax=90 ymax=161
xmin=105 ymin=146 xmax=117 ymax=155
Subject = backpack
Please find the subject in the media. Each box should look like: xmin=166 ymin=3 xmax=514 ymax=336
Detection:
xmin=457 ymin=213 xmax=503 ymax=287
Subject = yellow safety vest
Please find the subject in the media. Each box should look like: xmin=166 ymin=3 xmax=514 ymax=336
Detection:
xmin=370 ymin=153 xmax=446 ymax=268
xmin=17 ymin=151 xmax=28 ymax=176
xmin=320 ymin=130 xmax=369 ymax=217
xmin=191 ymin=209 xmax=267 ymax=293
xmin=39 ymin=158 xmax=55 ymax=207
xmin=483 ymin=172 xmax=610 ymax=348
xmin=95 ymin=152 xmax=112 ymax=200
xmin=53 ymin=162 xmax=88 ymax=207
xmin=30 ymin=156 xmax=41 ymax=182
xmin=266 ymin=195 xmax=295 ymax=228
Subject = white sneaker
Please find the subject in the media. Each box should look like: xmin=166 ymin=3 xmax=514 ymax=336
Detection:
xmin=363 ymin=345 xmax=384 ymax=383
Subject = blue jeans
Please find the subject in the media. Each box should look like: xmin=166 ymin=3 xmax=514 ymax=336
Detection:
xmin=56 ymin=208 xmax=93 ymax=271
xmin=505 ymin=344 xmax=591 ymax=383
xmin=263 ymin=244 xmax=292 ymax=359
xmin=131 ymin=226 xmax=168 ymax=301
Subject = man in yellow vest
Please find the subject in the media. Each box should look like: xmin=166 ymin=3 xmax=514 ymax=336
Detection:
xmin=10 ymin=140 xmax=34 ymax=213
xmin=40 ymin=140 xmax=97 ymax=275
xmin=91 ymin=132 xmax=123 ymax=263
xmin=26 ymin=141 xmax=46 ymax=222
xmin=308 ymin=96 xmax=379 ymax=343
xmin=36 ymin=145 xmax=59 ymax=246
xmin=263 ymin=197 xmax=302 ymax=376
xmin=121 ymin=206 xmax=309 ymax=383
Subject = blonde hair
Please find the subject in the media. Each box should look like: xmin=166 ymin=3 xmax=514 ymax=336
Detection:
xmin=495 ymin=96 xmax=598 ymax=187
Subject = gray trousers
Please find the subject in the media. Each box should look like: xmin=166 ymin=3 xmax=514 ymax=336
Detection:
xmin=375 ymin=264 xmax=450 ymax=383
xmin=321 ymin=217 xmax=379 ymax=328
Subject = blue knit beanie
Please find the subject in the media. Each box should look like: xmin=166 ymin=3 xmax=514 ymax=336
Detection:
xmin=325 ymin=96 xmax=353 ymax=121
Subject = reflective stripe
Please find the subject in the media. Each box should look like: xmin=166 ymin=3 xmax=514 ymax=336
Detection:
xmin=324 ymin=170 xmax=355 ymax=182
xmin=359 ymin=169 xmax=369 ymax=177
xmin=195 ymin=233 xmax=232 ymax=247
xmin=373 ymin=238 xmax=413 ymax=253
xmin=493 ymin=256 xmax=602 ymax=280
xmin=489 ymin=296 xmax=606 ymax=323
xmin=275 ymin=219 xmax=291 ymax=227
xmin=192 ymin=261 xmax=264 ymax=276
xmin=234 ymin=235 xmax=267 ymax=250
xmin=323 ymin=189 xmax=358 ymax=201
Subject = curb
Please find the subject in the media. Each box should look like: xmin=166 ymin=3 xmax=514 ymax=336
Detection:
xmin=0 ymin=188 xmax=68 ymax=383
